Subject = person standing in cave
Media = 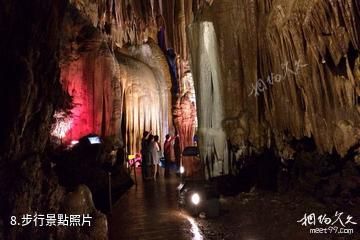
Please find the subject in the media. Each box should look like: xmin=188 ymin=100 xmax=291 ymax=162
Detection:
xmin=141 ymin=131 xmax=151 ymax=180
xmin=164 ymin=134 xmax=177 ymax=177
xmin=150 ymin=135 xmax=161 ymax=180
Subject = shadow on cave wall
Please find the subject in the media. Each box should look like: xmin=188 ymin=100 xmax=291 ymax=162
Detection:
xmin=290 ymin=137 xmax=360 ymax=207
xmin=214 ymin=137 xmax=360 ymax=209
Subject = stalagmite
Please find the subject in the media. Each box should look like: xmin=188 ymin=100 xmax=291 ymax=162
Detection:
xmin=188 ymin=21 xmax=228 ymax=178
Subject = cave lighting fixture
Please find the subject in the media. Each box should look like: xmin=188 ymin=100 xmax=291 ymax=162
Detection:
xmin=178 ymin=146 xmax=220 ymax=217
xmin=88 ymin=136 xmax=101 ymax=144
xmin=191 ymin=193 xmax=201 ymax=205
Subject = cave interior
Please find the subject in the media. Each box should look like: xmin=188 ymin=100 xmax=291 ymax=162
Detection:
xmin=1 ymin=0 xmax=360 ymax=239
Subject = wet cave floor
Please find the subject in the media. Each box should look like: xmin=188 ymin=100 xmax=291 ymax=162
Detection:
xmin=109 ymin=169 xmax=360 ymax=240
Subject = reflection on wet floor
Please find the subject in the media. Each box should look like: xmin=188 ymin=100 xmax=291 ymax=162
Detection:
xmin=109 ymin=169 xmax=203 ymax=240
xmin=185 ymin=214 xmax=203 ymax=240
xmin=108 ymin=168 xmax=360 ymax=240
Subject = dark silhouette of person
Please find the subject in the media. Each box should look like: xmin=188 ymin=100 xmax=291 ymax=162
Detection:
xmin=141 ymin=131 xmax=151 ymax=180
xmin=116 ymin=146 xmax=125 ymax=166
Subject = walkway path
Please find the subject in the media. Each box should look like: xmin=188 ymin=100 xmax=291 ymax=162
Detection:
xmin=107 ymin=169 xmax=354 ymax=240
xmin=109 ymin=169 xmax=203 ymax=240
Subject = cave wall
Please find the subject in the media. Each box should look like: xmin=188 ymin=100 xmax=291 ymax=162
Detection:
xmin=192 ymin=0 xmax=360 ymax=158
xmin=0 ymin=0 xmax=68 ymax=238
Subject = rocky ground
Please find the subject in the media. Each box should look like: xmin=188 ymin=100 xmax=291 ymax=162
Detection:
xmin=197 ymin=191 xmax=360 ymax=240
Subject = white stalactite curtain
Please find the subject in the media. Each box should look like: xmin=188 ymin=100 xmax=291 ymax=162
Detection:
xmin=188 ymin=21 xmax=228 ymax=179
xmin=116 ymin=51 xmax=165 ymax=155
xmin=124 ymin=85 xmax=162 ymax=154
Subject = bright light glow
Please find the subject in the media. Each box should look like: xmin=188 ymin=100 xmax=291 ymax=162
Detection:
xmin=70 ymin=140 xmax=79 ymax=145
xmin=180 ymin=166 xmax=185 ymax=174
xmin=191 ymin=193 xmax=201 ymax=205
xmin=51 ymin=111 xmax=73 ymax=140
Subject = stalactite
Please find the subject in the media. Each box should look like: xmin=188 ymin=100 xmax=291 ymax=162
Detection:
xmin=188 ymin=21 xmax=228 ymax=178
xmin=122 ymin=39 xmax=172 ymax=147
xmin=61 ymin=0 xmax=199 ymax=161
xmin=158 ymin=0 xmax=163 ymax=15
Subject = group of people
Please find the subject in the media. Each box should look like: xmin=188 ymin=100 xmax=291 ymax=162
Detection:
xmin=141 ymin=130 xmax=177 ymax=180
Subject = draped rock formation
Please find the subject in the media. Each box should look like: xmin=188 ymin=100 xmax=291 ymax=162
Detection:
xmin=57 ymin=0 xmax=202 ymax=156
xmin=59 ymin=25 xmax=120 ymax=142
xmin=123 ymin=39 xmax=173 ymax=149
xmin=1 ymin=0 xmax=197 ymax=238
